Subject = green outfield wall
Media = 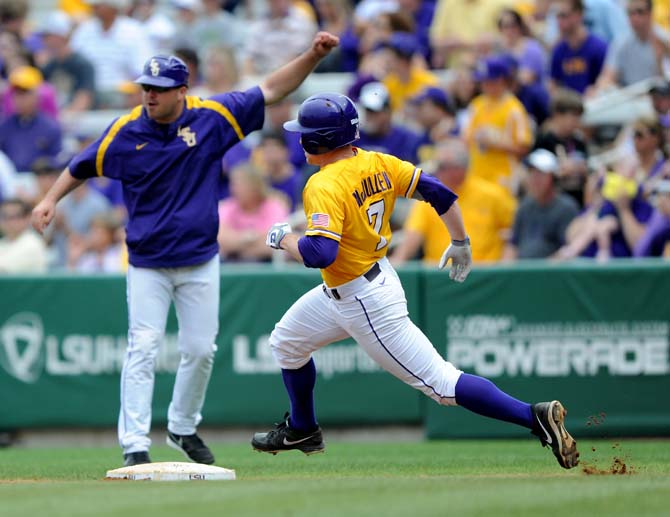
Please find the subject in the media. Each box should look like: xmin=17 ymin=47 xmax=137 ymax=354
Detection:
xmin=1 ymin=261 xmax=668 ymax=437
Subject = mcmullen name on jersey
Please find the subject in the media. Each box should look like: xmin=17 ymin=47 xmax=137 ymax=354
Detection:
xmin=352 ymin=171 xmax=393 ymax=207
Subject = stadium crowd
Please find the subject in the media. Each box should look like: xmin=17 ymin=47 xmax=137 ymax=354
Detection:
xmin=0 ymin=0 xmax=669 ymax=273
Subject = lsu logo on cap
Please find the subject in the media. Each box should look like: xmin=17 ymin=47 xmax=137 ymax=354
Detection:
xmin=150 ymin=58 xmax=160 ymax=77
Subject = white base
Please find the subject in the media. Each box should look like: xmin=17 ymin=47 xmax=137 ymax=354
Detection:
xmin=105 ymin=462 xmax=236 ymax=481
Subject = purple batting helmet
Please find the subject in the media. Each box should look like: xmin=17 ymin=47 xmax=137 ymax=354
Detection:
xmin=284 ymin=93 xmax=360 ymax=154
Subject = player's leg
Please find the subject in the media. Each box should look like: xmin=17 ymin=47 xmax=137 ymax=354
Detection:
xmin=119 ymin=264 xmax=173 ymax=465
xmin=251 ymin=284 xmax=349 ymax=454
xmin=168 ymin=255 xmax=219 ymax=464
xmin=344 ymin=261 xmax=578 ymax=468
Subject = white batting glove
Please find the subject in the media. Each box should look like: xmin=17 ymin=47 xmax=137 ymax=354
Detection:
xmin=266 ymin=222 xmax=292 ymax=249
xmin=438 ymin=237 xmax=472 ymax=283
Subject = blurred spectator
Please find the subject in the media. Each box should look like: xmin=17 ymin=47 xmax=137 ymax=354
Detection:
xmin=396 ymin=0 xmax=435 ymax=64
xmin=241 ymin=0 xmax=317 ymax=77
xmin=0 ymin=0 xmax=28 ymax=40
xmin=1 ymin=44 xmax=60 ymax=120
xmin=429 ymin=0 xmax=510 ymax=68
xmin=189 ymin=44 xmax=239 ymax=99
xmin=409 ymin=86 xmax=459 ymax=163
xmin=253 ymin=131 xmax=302 ymax=212
xmin=59 ymin=178 xmax=111 ymax=238
xmin=193 ymin=0 xmax=245 ymax=56
xmin=448 ymin=64 xmax=480 ymax=129
xmin=116 ymin=80 xmax=142 ymax=108
xmin=648 ymin=79 xmax=670 ymax=137
xmin=549 ymin=0 xmax=608 ymax=95
xmin=217 ymin=164 xmax=289 ymax=262
xmin=0 ymin=66 xmax=62 ymax=172
xmin=634 ymin=179 xmax=670 ymax=256
xmin=381 ymin=31 xmax=438 ymax=113
xmin=348 ymin=4 xmax=412 ymax=77
xmin=594 ymin=171 xmax=654 ymax=260
xmin=357 ymin=81 xmax=421 ymax=164
xmin=171 ymin=0 xmax=199 ymax=51
xmin=71 ymin=0 xmax=154 ymax=108
xmin=544 ymin=0 xmax=631 ymax=46
xmin=595 ymin=0 xmax=669 ymax=91
xmin=58 ymin=0 xmax=92 ymax=22
xmin=503 ymin=149 xmax=579 ymax=259
xmin=312 ymin=0 xmax=352 ymax=72
xmin=173 ymin=47 xmax=201 ymax=91
xmin=496 ymin=8 xmax=548 ymax=87
xmin=68 ymin=211 xmax=125 ymax=272
xmin=391 ymin=139 xmax=516 ymax=265
xmin=0 ymin=197 xmax=47 ymax=273
xmin=129 ymin=0 xmax=176 ymax=53
xmin=39 ymin=10 xmax=96 ymax=114
xmin=534 ymin=88 xmax=589 ymax=207
xmin=502 ymin=53 xmax=551 ymax=127
xmin=463 ymin=56 xmax=532 ymax=195
xmin=0 ymin=148 xmax=17 ymax=201
xmin=627 ymin=117 xmax=668 ymax=187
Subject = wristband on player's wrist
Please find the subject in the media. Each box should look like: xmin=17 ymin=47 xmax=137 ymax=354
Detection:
xmin=451 ymin=237 xmax=470 ymax=246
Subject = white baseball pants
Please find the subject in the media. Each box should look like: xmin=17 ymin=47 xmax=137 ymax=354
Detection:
xmin=270 ymin=257 xmax=463 ymax=405
xmin=119 ymin=255 xmax=219 ymax=454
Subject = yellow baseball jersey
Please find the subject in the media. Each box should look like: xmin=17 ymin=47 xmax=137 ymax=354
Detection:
xmin=404 ymin=175 xmax=516 ymax=263
xmin=304 ymin=148 xmax=421 ymax=287
xmin=464 ymin=92 xmax=532 ymax=189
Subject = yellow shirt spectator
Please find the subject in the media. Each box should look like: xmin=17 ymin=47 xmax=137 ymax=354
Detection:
xmin=404 ymin=175 xmax=516 ymax=263
xmin=384 ymin=68 xmax=439 ymax=114
xmin=430 ymin=0 xmax=513 ymax=66
xmin=464 ymin=90 xmax=532 ymax=191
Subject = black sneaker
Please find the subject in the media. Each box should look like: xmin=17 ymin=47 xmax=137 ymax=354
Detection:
xmin=531 ymin=400 xmax=579 ymax=469
xmin=166 ymin=431 xmax=215 ymax=465
xmin=123 ymin=451 xmax=151 ymax=467
xmin=251 ymin=412 xmax=325 ymax=455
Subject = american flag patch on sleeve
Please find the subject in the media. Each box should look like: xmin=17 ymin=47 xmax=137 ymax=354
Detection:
xmin=311 ymin=213 xmax=330 ymax=228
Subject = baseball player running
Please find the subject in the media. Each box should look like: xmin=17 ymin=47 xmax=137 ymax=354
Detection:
xmin=31 ymin=32 xmax=340 ymax=467
xmin=251 ymin=93 xmax=580 ymax=469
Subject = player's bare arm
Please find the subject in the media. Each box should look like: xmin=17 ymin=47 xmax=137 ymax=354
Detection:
xmin=31 ymin=167 xmax=84 ymax=234
xmin=259 ymin=31 xmax=339 ymax=105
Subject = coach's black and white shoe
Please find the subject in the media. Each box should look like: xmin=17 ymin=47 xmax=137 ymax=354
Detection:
xmin=123 ymin=451 xmax=151 ymax=467
xmin=166 ymin=431 xmax=215 ymax=465
xmin=251 ymin=412 xmax=325 ymax=455
xmin=531 ymin=400 xmax=579 ymax=469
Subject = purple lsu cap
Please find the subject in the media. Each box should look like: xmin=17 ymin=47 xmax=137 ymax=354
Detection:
xmin=473 ymin=56 xmax=510 ymax=82
xmin=411 ymin=86 xmax=454 ymax=114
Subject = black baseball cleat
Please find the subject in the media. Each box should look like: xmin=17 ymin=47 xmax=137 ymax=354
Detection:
xmin=123 ymin=451 xmax=151 ymax=467
xmin=251 ymin=412 xmax=325 ymax=455
xmin=166 ymin=431 xmax=215 ymax=465
xmin=531 ymin=400 xmax=579 ymax=469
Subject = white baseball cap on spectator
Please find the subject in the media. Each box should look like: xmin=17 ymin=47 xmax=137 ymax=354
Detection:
xmin=39 ymin=10 xmax=72 ymax=37
xmin=172 ymin=0 xmax=199 ymax=11
xmin=525 ymin=149 xmax=558 ymax=175
xmin=359 ymin=82 xmax=390 ymax=112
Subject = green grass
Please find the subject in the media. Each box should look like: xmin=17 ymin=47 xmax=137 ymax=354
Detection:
xmin=1 ymin=439 xmax=669 ymax=517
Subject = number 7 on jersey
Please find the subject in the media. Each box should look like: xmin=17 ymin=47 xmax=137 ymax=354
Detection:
xmin=367 ymin=199 xmax=388 ymax=251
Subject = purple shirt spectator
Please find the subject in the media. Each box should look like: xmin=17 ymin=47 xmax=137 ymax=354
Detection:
xmin=0 ymin=113 xmax=62 ymax=172
xmin=550 ymin=34 xmax=607 ymax=93
xmin=634 ymin=210 xmax=670 ymax=257
xmin=1 ymin=83 xmax=59 ymax=119
xmin=517 ymin=39 xmax=547 ymax=86
xmin=358 ymin=126 xmax=421 ymax=164
xmin=599 ymin=196 xmax=654 ymax=257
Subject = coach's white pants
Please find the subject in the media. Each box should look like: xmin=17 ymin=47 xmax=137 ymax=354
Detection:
xmin=270 ymin=257 xmax=463 ymax=406
xmin=119 ymin=256 xmax=219 ymax=454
